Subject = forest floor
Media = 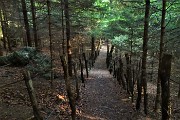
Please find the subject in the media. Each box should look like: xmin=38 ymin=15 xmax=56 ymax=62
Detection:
xmin=0 ymin=45 xmax=179 ymax=120
xmin=78 ymin=45 xmax=180 ymax=120
xmin=78 ymin=45 xmax=146 ymax=120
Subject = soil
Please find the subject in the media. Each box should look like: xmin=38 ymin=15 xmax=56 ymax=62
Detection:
xmin=0 ymin=49 xmax=71 ymax=120
xmin=79 ymin=46 xmax=142 ymax=120
xmin=0 ymin=45 xmax=180 ymax=120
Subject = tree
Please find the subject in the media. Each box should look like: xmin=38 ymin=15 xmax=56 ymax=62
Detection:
xmin=161 ymin=54 xmax=172 ymax=120
xmin=0 ymin=8 xmax=6 ymax=50
xmin=64 ymin=0 xmax=72 ymax=76
xmin=30 ymin=0 xmax=39 ymax=50
xmin=61 ymin=0 xmax=65 ymax=54
xmin=47 ymin=0 xmax=54 ymax=87
xmin=155 ymin=0 xmax=167 ymax=112
xmin=21 ymin=0 xmax=32 ymax=47
xmin=136 ymin=0 xmax=150 ymax=115
xmin=0 ymin=1 xmax=12 ymax=51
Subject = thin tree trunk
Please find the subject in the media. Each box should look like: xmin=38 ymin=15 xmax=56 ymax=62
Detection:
xmin=73 ymin=63 xmax=80 ymax=100
xmin=136 ymin=0 xmax=150 ymax=115
xmin=21 ymin=0 xmax=32 ymax=47
xmin=155 ymin=0 xmax=166 ymax=112
xmin=64 ymin=0 xmax=72 ymax=76
xmin=0 ymin=9 xmax=6 ymax=49
xmin=2 ymin=8 xmax=11 ymax=51
xmin=79 ymin=58 xmax=84 ymax=83
xmin=61 ymin=0 xmax=65 ymax=54
xmin=161 ymin=54 xmax=172 ymax=120
xmin=119 ymin=57 xmax=126 ymax=89
xmin=17 ymin=1 xmax=25 ymax=47
xmin=47 ymin=0 xmax=54 ymax=87
xmin=23 ymin=70 xmax=43 ymax=120
xmin=178 ymin=84 xmax=180 ymax=99
xmin=0 ymin=43 xmax=3 ymax=56
xmin=151 ymin=59 xmax=154 ymax=81
xmin=60 ymin=55 xmax=76 ymax=120
xmin=106 ymin=40 xmax=109 ymax=68
xmin=5 ymin=22 xmax=11 ymax=51
xmin=125 ymin=53 xmax=132 ymax=95
xmin=30 ymin=0 xmax=39 ymax=50
xmin=91 ymin=36 xmax=95 ymax=67
xmin=83 ymin=53 xmax=88 ymax=78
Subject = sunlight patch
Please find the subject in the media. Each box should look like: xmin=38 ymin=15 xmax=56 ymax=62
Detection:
xmin=79 ymin=113 xmax=107 ymax=120
xmin=90 ymin=69 xmax=111 ymax=78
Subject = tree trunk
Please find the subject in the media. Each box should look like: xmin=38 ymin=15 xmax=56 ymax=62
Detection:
xmin=79 ymin=58 xmax=85 ymax=83
xmin=91 ymin=36 xmax=95 ymax=67
xmin=73 ymin=63 xmax=80 ymax=100
xmin=178 ymin=84 xmax=180 ymax=99
xmin=0 ymin=43 xmax=3 ymax=56
xmin=64 ymin=0 xmax=72 ymax=76
xmin=136 ymin=0 xmax=150 ymax=115
xmin=119 ymin=57 xmax=126 ymax=89
xmin=47 ymin=0 xmax=54 ymax=87
xmin=30 ymin=0 xmax=39 ymax=50
xmin=155 ymin=0 xmax=166 ymax=112
xmin=61 ymin=0 xmax=65 ymax=54
xmin=106 ymin=40 xmax=109 ymax=68
xmin=83 ymin=53 xmax=88 ymax=78
xmin=96 ymin=39 xmax=101 ymax=56
xmin=161 ymin=54 xmax=172 ymax=120
xmin=0 ymin=9 xmax=6 ymax=49
xmin=21 ymin=0 xmax=32 ymax=47
xmin=60 ymin=55 xmax=76 ymax=120
xmin=23 ymin=70 xmax=43 ymax=120
xmin=2 ymin=8 xmax=11 ymax=51
xmin=125 ymin=53 xmax=133 ymax=95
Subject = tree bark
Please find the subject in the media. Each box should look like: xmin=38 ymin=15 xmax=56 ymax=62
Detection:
xmin=73 ymin=63 xmax=80 ymax=100
xmin=23 ymin=71 xmax=43 ymax=120
xmin=30 ymin=0 xmax=39 ymax=50
xmin=21 ymin=0 xmax=32 ymax=47
xmin=79 ymin=58 xmax=84 ymax=83
xmin=0 ymin=2 xmax=11 ymax=52
xmin=64 ymin=0 xmax=72 ymax=76
xmin=91 ymin=36 xmax=95 ymax=66
xmin=136 ymin=0 xmax=150 ymax=115
xmin=0 ymin=9 xmax=6 ymax=49
xmin=61 ymin=0 xmax=65 ymax=54
xmin=161 ymin=54 xmax=172 ymax=120
xmin=0 ymin=43 xmax=3 ymax=56
xmin=119 ymin=57 xmax=126 ymax=89
xmin=83 ymin=53 xmax=88 ymax=78
xmin=60 ymin=55 xmax=76 ymax=120
xmin=155 ymin=0 xmax=166 ymax=112
xmin=178 ymin=84 xmax=180 ymax=99
xmin=106 ymin=40 xmax=109 ymax=68
xmin=47 ymin=0 xmax=54 ymax=87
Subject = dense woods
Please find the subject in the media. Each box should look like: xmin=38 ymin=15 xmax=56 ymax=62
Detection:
xmin=0 ymin=0 xmax=180 ymax=119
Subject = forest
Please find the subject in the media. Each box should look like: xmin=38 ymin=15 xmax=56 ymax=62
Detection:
xmin=0 ymin=0 xmax=180 ymax=120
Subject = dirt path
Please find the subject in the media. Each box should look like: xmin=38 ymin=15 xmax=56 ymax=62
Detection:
xmin=79 ymin=45 xmax=134 ymax=120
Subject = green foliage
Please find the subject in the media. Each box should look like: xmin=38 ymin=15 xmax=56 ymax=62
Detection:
xmin=89 ymin=0 xmax=180 ymax=55
xmin=112 ymin=35 xmax=143 ymax=53
xmin=0 ymin=0 xmax=179 ymax=57
xmin=26 ymin=52 xmax=51 ymax=79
